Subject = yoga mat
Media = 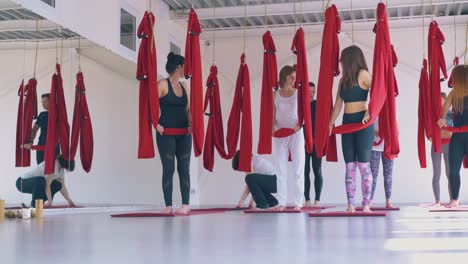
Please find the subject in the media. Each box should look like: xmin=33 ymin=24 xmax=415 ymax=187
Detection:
xmin=429 ymin=206 xmax=468 ymax=212
xmin=244 ymin=209 xmax=301 ymax=214
xmin=355 ymin=206 xmax=400 ymax=211
xmin=111 ymin=210 xmax=225 ymax=218
xmin=309 ymin=211 xmax=387 ymax=217
xmin=191 ymin=207 xmax=248 ymax=212
xmin=419 ymin=203 xmax=449 ymax=208
xmin=288 ymin=206 xmax=336 ymax=211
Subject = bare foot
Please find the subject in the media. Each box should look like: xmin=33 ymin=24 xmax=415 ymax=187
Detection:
xmin=161 ymin=206 xmax=172 ymax=214
xmin=270 ymin=206 xmax=281 ymax=211
xmin=386 ymin=200 xmax=393 ymax=209
xmin=304 ymin=200 xmax=312 ymax=207
xmin=278 ymin=206 xmax=286 ymax=211
xmin=362 ymin=205 xmax=372 ymax=213
xmin=254 ymin=207 xmax=267 ymax=211
xmin=446 ymin=200 xmax=460 ymax=208
xmin=346 ymin=204 xmax=355 ymax=213
xmin=175 ymin=205 xmax=190 ymax=214
xmin=368 ymin=200 xmax=373 ymax=208
xmin=293 ymin=206 xmax=302 ymax=211
xmin=313 ymin=201 xmax=321 ymax=208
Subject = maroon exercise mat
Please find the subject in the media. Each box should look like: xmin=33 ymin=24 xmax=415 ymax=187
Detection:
xmin=429 ymin=206 xmax=468 ymax=212
xmin=6 ymin=205 xmax=83 ymax=210
xmin=355 ymin=206 xmax=400 ymax=211
xmin=244 ymin=209 xmax=302 ymax=214
xmin=191 ymin=207 xmax=248 ymax=212
xmin=111 ymin=210 xmax=225 ymax=218
xmin=309 ymin=211 xmax=387 ymax=217
xmin=288 ymin=206 xmax=336 ymax=211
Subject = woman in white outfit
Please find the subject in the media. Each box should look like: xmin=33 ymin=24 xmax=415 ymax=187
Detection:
xmin=272 ymin=65 xmax=305 ymax=211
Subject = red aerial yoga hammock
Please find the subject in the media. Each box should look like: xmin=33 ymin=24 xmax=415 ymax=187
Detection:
xmin=15 ymin=78 xmax=38 ymax=167
xmin=257 ymin=31 xmax=278 ymax=155
xmin=203 ymin=55 xmax=252 ymax=172
xmin=448 ymin=57 xmax=459 ymax=88
xmin=332 ymin=3 xmax=399 ymax=160
xmin=70 ymin=72 xmax=94 ymax=173
xmin=417 ymin=59 xmax=431 ymax=168
xmin=136 ymin=11 xmax=158 ymax=159
xmin=290 ymin=27 xmax=313 ymax=154
xmin=44 ymin=64 xmax=71 ymax=174
xmin=315 ymin=4 xmax=340 ymax=162
xmin=184 ymin=8 xmax=204 ymax=157
xmin=428 ymin=20 xmax=448 ymax=154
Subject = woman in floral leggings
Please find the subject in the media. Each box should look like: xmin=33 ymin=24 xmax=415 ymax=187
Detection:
xmin=370 ymin=118 xmax=395 ymax=209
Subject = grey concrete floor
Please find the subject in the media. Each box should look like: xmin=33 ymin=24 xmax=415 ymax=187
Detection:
xmin=1 ymin=205 xmax=468 ymax=264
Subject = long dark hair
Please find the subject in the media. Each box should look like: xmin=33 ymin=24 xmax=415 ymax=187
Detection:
xmin=339 ymin=46 xmax=368 ymax=89
xmin=452 ymin=65 xmax=468 ymax=113
xmin=278 ymin=65 xmax=295 ymax=88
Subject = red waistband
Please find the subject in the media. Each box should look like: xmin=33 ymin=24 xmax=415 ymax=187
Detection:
xmin=273 ymin=128 xmax=296 ymax=138
xmin=444 ymin=126 xmax=468 ymax=133
xmin=163 ymin=128 xmax=190 ymax=135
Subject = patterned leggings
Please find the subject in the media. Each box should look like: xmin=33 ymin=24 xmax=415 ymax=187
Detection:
xmin=370 ymin=150 xmax=393 ymax=200
xmin=345 ymin=162 xmax=373 ymax=206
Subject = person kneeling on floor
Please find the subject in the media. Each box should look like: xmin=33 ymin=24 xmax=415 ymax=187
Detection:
xmin=16 ymin=155 xmax=76 ymax=208
xmin=232 ymin=151 xmax=280 ymax=210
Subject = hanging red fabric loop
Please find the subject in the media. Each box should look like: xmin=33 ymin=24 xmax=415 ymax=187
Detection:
xmin=184 ymin=8 xmax=205 ymax=157
xmin=315 ymin=4 xmax=340 ymax=162
xmin=291 ymin=27 xmax=313 ymax=154
xmin=15 ymin=78 xmax=38 ymax=167
xmin=448 ymin=57 xmax=459 ymax=88
xmin=417 ymin=59 xmax=430 ymax=168
xmin=257 ymin=31 xmax=278 ymax=154
xmin=44 ymin=64 xmax=71 ymax=174
xmin=70 ymin=72 xmax=94 ymax=173
xmin=136 ymin=11 xmax=158 ymax=159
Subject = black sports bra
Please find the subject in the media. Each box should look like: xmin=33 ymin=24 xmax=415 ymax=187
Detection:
xmin=340 ymin=85 xmax=369 ymax=103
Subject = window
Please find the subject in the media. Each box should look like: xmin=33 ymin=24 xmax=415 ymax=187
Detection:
xmin=170 ymin=42 xmax=181 ymax=55
xmin=41 ymin=0 xmax=55 ymax=7
xmin=120 ymin=9 xmax=136 ymax=51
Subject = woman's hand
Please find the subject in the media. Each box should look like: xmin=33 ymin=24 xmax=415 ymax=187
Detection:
xmin=329 ymin=123 xmax=334 ymax=136
xmin=45 ymin=201 xmax=52 ymax=207
xmin=22 ymin=143 xmax=32 ymax=150
xmin=362 ymin=111 xmax=370 ymax=124
xmin=437 ymin=118 xmax=447 ymax=128
xmin=293 ymin=124 xmax=301 ymax=133
xmin=68 ymin=199 xmax=76 ymax=207
xmin=187 ymin=126 xmax=192 ymax=134
xmin=156 ymin=124 xmax=164 ymax=134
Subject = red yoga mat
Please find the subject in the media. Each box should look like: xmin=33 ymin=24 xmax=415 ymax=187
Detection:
xmin=309 ymin=211 xmax=387 ymax=217
xmin=111 ymin=210 xmax=225 ymax=218
xmin=191 ymin=207 xmax=248 ymax=212
xmin=287 ymin=206 xmax=336 ymax=211
xmin=355 ymin=206 xmax=400 ymax=211
xmin=244 ymin=209 xmax=302 ymax=214
xmin=429 ymin=206 xmax=468 ymax=212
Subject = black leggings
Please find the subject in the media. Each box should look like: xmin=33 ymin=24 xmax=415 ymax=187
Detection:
xmin=341 ymin=111 xmax=374 ymax=163
xmin=16 ymin=177 xmax=62 ymax=208
xmin=304 ymin=149 xmax=323 ymax=201
xmin=245 ymin=174 xmax=278 ymax=209
xmin=156 ymin=133 xmax=192 ymax=206
xmin=448 ymin=132 xmax=468 ymax=200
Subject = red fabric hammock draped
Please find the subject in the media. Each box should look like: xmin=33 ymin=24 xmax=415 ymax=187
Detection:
xmin=44 ymin=64 xmax=71 ymax=174
xmin=315 ymin=4 xmax=340 ymax=162
xmin=70 ymin=72 xmax=94 ymax=173
xmin=136 ymin=11 xmax=158 ymax=159
xmin=15 ymin=78 xmax=38 ymax=167
xmin=448 ymin=57 xmax=459 ymax=88
xmin=257 ymin=31 xmax=278 ymax=155
xmin=184 ymin=8 xmax=204 ymax=157
xmin=332 ymin=3 xmax=399 ymax=160
xmin=428 ymin=20 xmax=448 ymax=154
xmin=417 ymin=59 xmax=431 ymax=168
xmin=291 ymin=27 xmax=313 ymax=154
xmin=203 ymin=55 xmax=252 ymax=172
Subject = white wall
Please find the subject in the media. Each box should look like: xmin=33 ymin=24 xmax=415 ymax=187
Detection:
xmin=197 ymin=24 xmax=468 ymax=205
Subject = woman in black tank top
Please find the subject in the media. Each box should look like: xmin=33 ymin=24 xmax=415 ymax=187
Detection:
xmin=438 ymin=65 xmax=468 ymax=208
xmin=156 ymin=52 xmax=192 ymax=215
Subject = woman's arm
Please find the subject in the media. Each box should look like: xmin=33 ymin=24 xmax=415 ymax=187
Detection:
xmin=58 ymin=178 xmax=75 ymax=206
xmin=156 ymin=79 xmax=168 ymax=133
xmin=45 ymin=174 xmax=54 ymax=206
xmin=237 ymin=184 xmax=251 ymax=208
xmin=438 ymin=91 xmax=454 ymax=127
xmin=272 ymin=91 xmax=277 ymax=134
xmin=181 ymin=81 xmax=192 ymax=131
xmin=329 ymin=84 xmax=344 ymax=128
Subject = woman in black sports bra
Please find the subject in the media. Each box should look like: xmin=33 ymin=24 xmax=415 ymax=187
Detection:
xmin=156 ymin=52 xmax=192 ymax=214
xmin=329 ymin=46 xmax=374 ymax=213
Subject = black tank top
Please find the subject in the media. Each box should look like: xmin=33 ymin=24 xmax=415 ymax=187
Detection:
xmin=453 ymin=96 xmax=468 ymax=127
xmin=340 ymin=85 xmax=369 ymax=103
xmin=159 ymin=79 xmax=189 ymax=128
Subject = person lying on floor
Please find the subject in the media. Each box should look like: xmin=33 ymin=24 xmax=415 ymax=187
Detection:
xmin=232 ymin=151 xmax=280 ymax=210
xmin=16 ymin=155 xmax=76 ymax=208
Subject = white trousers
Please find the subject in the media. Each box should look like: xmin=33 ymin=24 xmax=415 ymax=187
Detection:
xmin=272 ymin=130 xmax=305 ymax=207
